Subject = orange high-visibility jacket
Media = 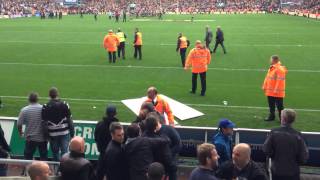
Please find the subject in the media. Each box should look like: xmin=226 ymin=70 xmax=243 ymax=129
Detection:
xmin=145 ymin=95 xmax=174 ymax=125
xmin=103 ymin=32 xmax=120 ymax=52
xmin=179 ymin=36 xmax=188 ymax=49
xmin=262 ymin=62 xmax=288 ymax=98
xmin=134 ymin=32 xmax=142 ymax=45
xmin=185 ymin=46 xmax=211 ymax=73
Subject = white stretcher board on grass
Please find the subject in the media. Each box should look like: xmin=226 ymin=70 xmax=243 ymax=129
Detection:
xmin=121 ymin=94 xmax=204 ymax=123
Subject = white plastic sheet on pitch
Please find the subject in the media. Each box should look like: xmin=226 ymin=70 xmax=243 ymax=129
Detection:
xmin=121 ymin=94 xmax=204 ymax=121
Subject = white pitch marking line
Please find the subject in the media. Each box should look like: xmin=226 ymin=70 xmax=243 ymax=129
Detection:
xmin=0 ymin=41 xmax=318 ymax=47
xmin=160 ymin=43 xmax=318 ymax=47
xmin=2 ymin=95 xmax=320 ymax=112
xmin=0 ymin=62 xmax=320 ymax=73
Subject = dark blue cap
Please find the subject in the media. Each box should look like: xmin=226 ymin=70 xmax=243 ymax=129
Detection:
xmin=106 ymin=105 xmax=116 ymax=116
xmin=218 ymin=119 xmax=235 ymax=129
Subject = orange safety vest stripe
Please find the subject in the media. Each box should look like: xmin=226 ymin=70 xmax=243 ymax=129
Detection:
xmin=103 ymin=33 xmax=119 ymax=52
xmin=144 ymin=96 xmax=174 ymax=125
xmin=185 ymin=48 xmax=211 ymax=73
xmin=135 ymin=32 xmax=142 ymax=45
xmin=262 ymin=62 xmax=287 ymax=97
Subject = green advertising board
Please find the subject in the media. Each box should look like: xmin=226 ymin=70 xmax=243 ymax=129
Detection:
xmin=0 ymin=117 xmax=115 ymax=160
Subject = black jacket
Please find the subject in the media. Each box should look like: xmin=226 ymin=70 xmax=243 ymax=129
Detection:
xmin=205 ymin=30 xmax=213 ymax=42
xmin=94 ymin=116 xmax=118 ymax=154
xmin=216 ymin=30 xmax=224 ymax=42
xmin=142 ymin=131 xmax=177 ymax=178
xmin=263 ymin=126 xmax=309 ymax=176
xmin=216 ymin=160 xmax=268 ymax=180
xmin=97 ymin=140 xmax=129 ymax=180
xmin=42 ymin=99 xmax=74 ymax=137
xmin=0 ymin=125 xmax=10 ymax=158
xmin=60 ymin=151 xmax=97 ymax=180
xmin=125 ymin=137 xmax=169 ymax=180
xmin=159 ymin=125 xmax=181 ymax=157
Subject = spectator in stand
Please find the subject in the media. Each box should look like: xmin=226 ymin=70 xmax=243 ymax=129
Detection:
xmin=60 ymin=136 xmax=97 ymax=180
xmin=97 ymin=122 xmax=129 ymax=180
xmin=28 ymin=161 xmax=50 ymax=180
xmin=94 ymin=105 xmax=118 ymax=157
xmin=263 ymin=109 xmax=309 ymax=180
xmin=143 ymin=116 xmax=177 ymax=180
xmin=18 ymin=92 xmax=47 ymax=161
xmin=147 ymin=112 xmax=181 ymax=159
xmin=212 ymin=119 xmax=235 ymax=165
xmin=216 ymin=143 xmax=268 ymax=180
xmin=125 ymin=123 xmax=169 ymax=180
xmin=147 ymin=162 xmax=166 ymax=180
xmin=189 ymin=143 xmax=219 ymax=180
xmin=0 ymin=123 xmax=10 ymax=176
xmin=42 ymin=87 xmax=74 ymax=161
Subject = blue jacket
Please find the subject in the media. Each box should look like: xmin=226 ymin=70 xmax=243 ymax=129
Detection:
xmin=212 ymin=131 xmax=232 ymax=165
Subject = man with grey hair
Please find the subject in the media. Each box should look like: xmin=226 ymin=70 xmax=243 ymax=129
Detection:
xmin=204 ymin=25 xmax=213 ymax=53
xmin=263 ymin=109 xmax=309 ymax=180
xmin=216 ymin=143 xmax=267 ymax=180
xmin=28 ymin=161 xmax=50 ymax=180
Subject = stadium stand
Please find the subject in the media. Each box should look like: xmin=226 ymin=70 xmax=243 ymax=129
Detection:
xmin=0 ymin=0 xmax=319 ymax=18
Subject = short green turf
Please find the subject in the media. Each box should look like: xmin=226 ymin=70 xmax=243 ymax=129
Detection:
xmin=0 ymin=14 xmax=319 ymax=131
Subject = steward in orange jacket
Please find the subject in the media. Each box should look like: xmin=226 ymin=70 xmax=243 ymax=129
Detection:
xmin=262 ymin=55 xmax=288 ymax=121
xmin=176 ymin=33 xmax=190 ymax=67
xmin=103 ymin=30 xmax=120 ymax=63
xmin=133 ymin=28 xmax=142 ymax=60
xmin=185 ymin=40 xmax=211 ymax=96
xmin=144 ymin=87 xmax=175 ymax=126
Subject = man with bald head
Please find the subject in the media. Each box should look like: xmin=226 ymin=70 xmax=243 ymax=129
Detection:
xmin=185 ymin=40 xmax=211 ymax=96
xmin=216 ymin=143 xmax=267 ymax=180
xmin=28 ymin=161 xmax=50 ymax=180
xmin=143 ymin=87 xmax=175 ymax=126
xmin=60 ymin=136 xmax=97 ymax=180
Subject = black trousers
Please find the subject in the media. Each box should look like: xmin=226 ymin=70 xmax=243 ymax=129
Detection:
xmin=192 ymin=72 xmax=206 ymax=95
xmin=213 ymin=41 xmax=226 ymax=53
xmin=117 ymin=42 xmax=125 ymax=59
xmin=108 ymin=51 xmax=116 ymax=63
xmin=272 ymin=174 xmax=300 ymax=180
xmin=134 ymin=45 xmax=142 ymax=59
xmin=24 ymin=140 xmax=48 ymax=160
xmin=180 ymin=48 xmax=187 ymax=67
xmin=267 ymin=96 xmax=284 ymax=118
xmin=205 ymin=41 xmax=212 ymax=52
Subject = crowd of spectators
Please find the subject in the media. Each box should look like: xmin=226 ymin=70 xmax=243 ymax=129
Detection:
xmin=1 ymin=0 xmax=318 ymax=18
xmin=0 ymin=86 xmax=309 ymax=180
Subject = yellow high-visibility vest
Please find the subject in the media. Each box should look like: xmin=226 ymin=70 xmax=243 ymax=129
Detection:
xmin=116 ymin=32 xmax=126 ymax=42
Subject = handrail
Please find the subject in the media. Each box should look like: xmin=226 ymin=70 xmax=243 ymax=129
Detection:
xmin=0 ymin=158 xmax=59 ymax=166
xmin=1 ymin=116 xmax=320 ymax=135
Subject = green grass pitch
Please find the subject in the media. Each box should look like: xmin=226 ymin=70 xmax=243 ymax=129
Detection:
xmin=0 ymin=14 xmax=319 ymax=131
